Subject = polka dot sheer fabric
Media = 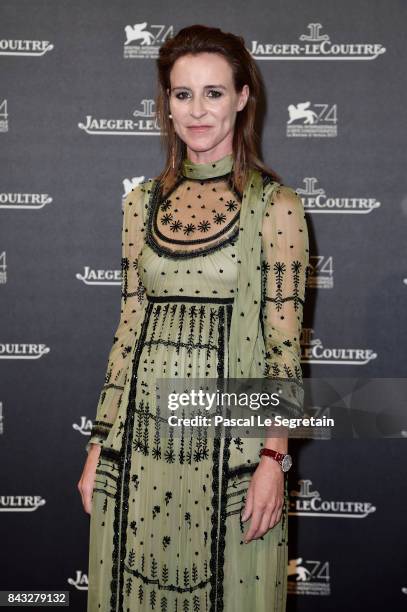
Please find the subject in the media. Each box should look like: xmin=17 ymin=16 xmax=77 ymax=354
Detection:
xmin=260 ymin=185 xmax=308 ymax=381
xmin=86 ymin=153 xmax=309 ymax=612
xmin=150 ymin=175 xmax=242 ymax=257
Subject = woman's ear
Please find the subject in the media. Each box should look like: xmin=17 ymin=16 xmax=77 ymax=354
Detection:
xmin=238 ymin=84 xmax=249 ymax=112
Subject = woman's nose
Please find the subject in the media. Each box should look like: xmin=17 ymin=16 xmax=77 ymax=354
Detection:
xmin=190 ymin=96 xmax=207 ymax=117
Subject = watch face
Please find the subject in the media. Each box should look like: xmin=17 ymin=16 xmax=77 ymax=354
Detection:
xmin=281 ymin=454 xmax=292 ymax=472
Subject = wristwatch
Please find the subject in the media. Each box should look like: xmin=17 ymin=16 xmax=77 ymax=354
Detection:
xmin=259 ymin=448 xmax=293 ymax=473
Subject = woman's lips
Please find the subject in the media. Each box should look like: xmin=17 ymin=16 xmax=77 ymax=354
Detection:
xmin=188 ymin=126 xmax=212 ymax=132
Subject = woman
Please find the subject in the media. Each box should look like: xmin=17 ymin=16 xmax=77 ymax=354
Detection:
xmin=78 ymin=24 xmax=309 ymax=612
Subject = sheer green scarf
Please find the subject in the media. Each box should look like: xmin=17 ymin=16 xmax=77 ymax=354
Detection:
xmin=181 ymin=152 xmax=279 ymax=378
xmin=228 ymin=166 xmax=280 ymax=378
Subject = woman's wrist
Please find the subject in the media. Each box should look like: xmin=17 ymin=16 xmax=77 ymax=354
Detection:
xmin=263 ymin=436 xmax=288 ymax=455
xmin=88 ymin=442 xmax=102 ymax=453
xmin=259 ymin=454 xmax=283 ymax=471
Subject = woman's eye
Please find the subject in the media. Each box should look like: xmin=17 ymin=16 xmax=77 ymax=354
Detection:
xmin=208 ymin=89 xmax=222 ymax=98
xmin=175 ymin=91 xmax=190 ymax=100
xmin=174 ymin=90 xmax=223 ymax=100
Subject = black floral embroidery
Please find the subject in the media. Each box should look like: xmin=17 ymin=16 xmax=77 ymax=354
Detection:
xmin=291 ymin=260 xmax=302 ymax=311
xmin=162 ymin=536 xmax=171 ymax=551
xmin=161 ymin=213 xmax=172 ymax=225
xmin=160 ymin=199 xmax=172 ymax=211
xmin=197 ymin=219 xmax=211 ymax=233
xmin=170 ymin=219 xmax=183 ymax=232
xmin=183 ymin=223 xmax=196 ymax=235
xmin=225 ymin=199 xmax=237 ymax=212
xmin=120 ymin=345 xmax=132 ymax=359
xmin=145 ymin=173 xmax=242 ymax=258
xmin=121 ymin=256 xmax=129 ymax=300
xmin=213 ymin=212 xmax=227 ymax=224
xmin=152 ymin=505 xmax=160 ymax=519
xmin=273 ymin=261 xmax=286 ymax=311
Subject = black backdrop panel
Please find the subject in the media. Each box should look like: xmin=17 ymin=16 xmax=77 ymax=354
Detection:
xmin=1 ymin=1 xmax=406 ymax=611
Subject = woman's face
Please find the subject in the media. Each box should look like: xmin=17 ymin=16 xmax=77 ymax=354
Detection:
xmin=167 ymin=52 xmax=249 ymax=163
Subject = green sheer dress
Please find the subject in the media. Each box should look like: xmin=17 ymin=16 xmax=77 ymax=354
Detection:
xmin=86 ymin=152 xmax=309 ymax=612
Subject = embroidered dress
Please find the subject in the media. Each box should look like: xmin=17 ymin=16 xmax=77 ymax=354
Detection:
xmin=86 ymin=153 xmax=309 ymax=612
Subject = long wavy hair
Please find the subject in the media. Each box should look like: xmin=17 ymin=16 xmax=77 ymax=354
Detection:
xmin=154 ymin=24 xmax=281 ymax=195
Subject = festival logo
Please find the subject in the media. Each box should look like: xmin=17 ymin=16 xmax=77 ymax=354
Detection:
xmin=251 ymin=23 xmax=386 ymax=60
xmin=0 ymin=496 xmax=46 ymax=511
xmin=0 ymin=39 xmax=53 ymax=57
xmin=123 ymin=22 xmax=173 ymax=59
xmin=76 ymin=266 xmax=121 ymax=287
xmin=0 ymin=193 xmax=53 ymax=210
xmin=297 ymin=178 xmax=381 ymax=214
xmin=301 ymin=328 xmax=377 ymax=366
xmin=307 ymin=256 xmax=334 ymax=289
xmin=289 ymin=479 xmax=376 ymax=518
xmin=287 ymin=557 xmax=331 ymax=596
xmin=78 ymin=100 xmax=160 ymax=136
xmin=287 ymin=102 xmax=337 ymax=137
xmin=73 ymin=417 xmax=93 ymax=438
xmin=0 ymin=344 xmax=50 ymax=359
xmin=67 ymin=571 xmax=88 ymax=591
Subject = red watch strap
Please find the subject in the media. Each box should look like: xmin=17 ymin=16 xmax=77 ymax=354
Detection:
xmin=259 ymin=448 xmax=285 ymax=462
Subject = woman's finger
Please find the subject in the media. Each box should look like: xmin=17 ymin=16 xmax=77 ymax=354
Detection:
xmin=250 ymin=506 xmax=273 ymax=541
xmin=244 ymin=505 xmax=266 ymax=543
xmin=241 ymin=488 xmax=253 ymax=522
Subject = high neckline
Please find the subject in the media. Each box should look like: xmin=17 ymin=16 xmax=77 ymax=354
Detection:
xmin=181 ymin=152 xmax=234 ymax=179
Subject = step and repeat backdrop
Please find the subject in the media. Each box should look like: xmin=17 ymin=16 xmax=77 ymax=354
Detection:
xmin=1 ymin=1 xmax=406 ymax=611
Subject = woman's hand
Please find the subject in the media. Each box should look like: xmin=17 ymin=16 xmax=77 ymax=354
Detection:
xmin=241 ymin=456 xmax=285 ymax=543
xmin=77 ymin=443 xmax=101 ymax=515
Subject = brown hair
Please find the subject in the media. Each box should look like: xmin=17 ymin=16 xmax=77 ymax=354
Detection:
xmin=154 ymin=24 xmax=281 ymax=195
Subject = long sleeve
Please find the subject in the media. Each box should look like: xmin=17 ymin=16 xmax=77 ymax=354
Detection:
xmin=260 ymin=184 xmax=309 ymax=417
xmin=86 ymin=185 xmax=147 ymax=453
